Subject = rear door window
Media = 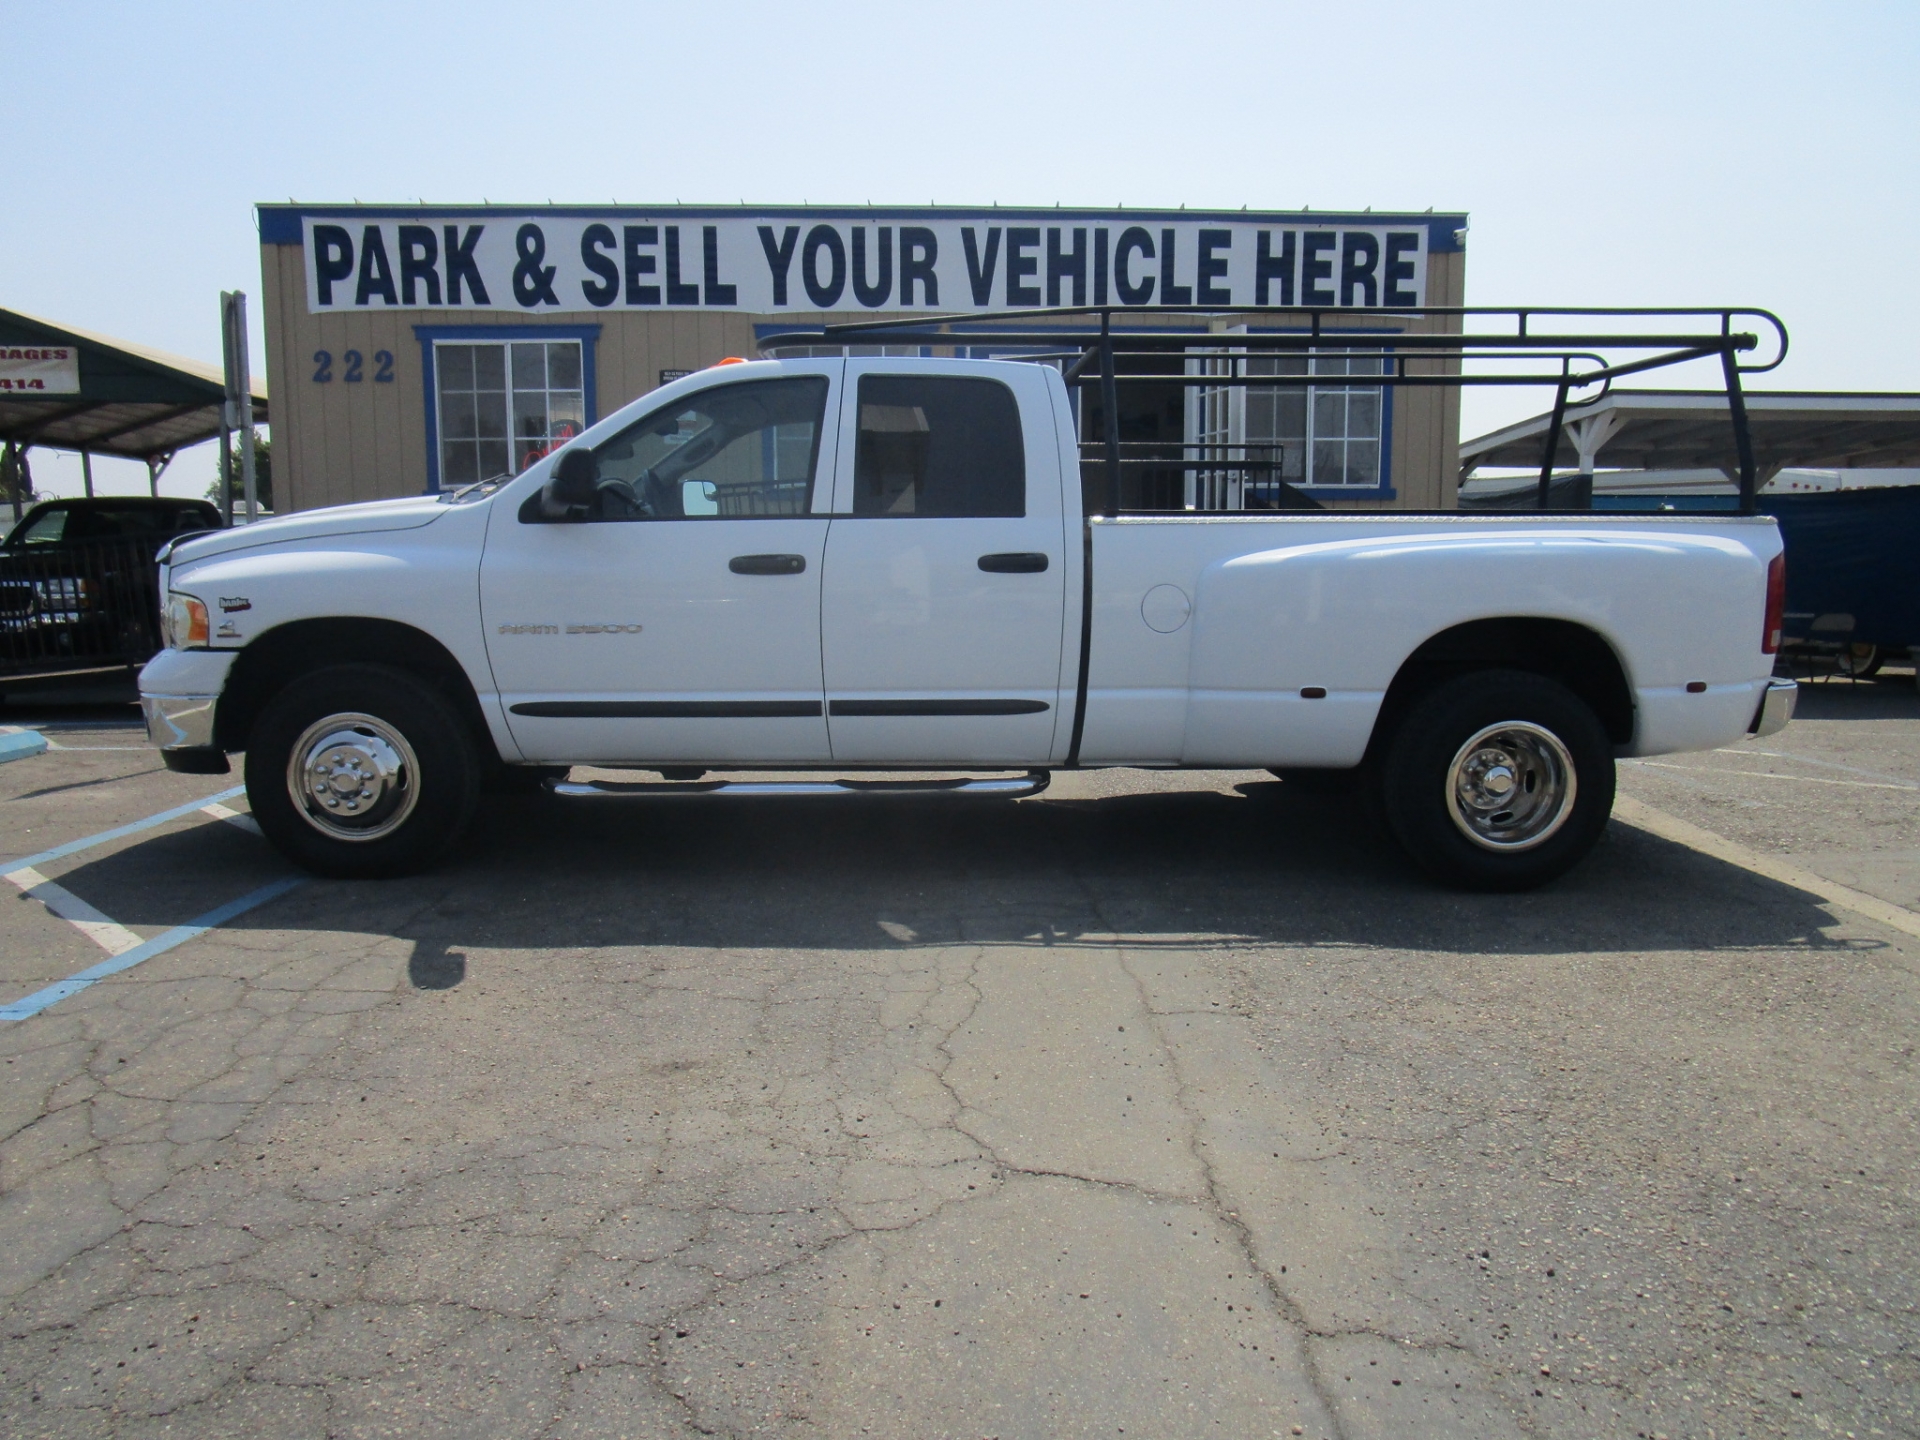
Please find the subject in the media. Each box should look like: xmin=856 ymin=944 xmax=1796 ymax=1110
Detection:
xmin=852 ymin=375 xmax=1024 ymax=518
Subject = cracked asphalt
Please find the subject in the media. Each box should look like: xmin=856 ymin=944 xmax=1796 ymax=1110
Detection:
xmin=1 ymin=671 xmax=1916 ymax=1439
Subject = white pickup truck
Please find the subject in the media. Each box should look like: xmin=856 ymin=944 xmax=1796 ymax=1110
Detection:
xmin=140 ymin=350 xmax=1796 ymax=890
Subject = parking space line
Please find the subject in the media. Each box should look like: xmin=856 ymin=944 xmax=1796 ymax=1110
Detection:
xmin=200 ymin=801 xmax=263 ymax=836
xmin=3 ymin=866 xmax=144 ymax=954
xmin=1613 ymin=795 xmax=1920 ymax=941
xmin=1627 ymin=759 xmax=1917 ymax=791
xmin=0 ymin=877 xmax=305 ymax=1022
xmin=1720 ymin=747 xmax=1920 ymax=788
xmin=2 ymin=725 xmax=151 ymax=752
xmin=0 ymin=786 xmax=295 ymax=1020
xmin=4 ymin=785 xmax=245 ymax=873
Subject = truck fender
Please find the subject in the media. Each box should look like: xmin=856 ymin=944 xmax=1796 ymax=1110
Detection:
xmin=1181 ymin=529 xmax=1767 ymax=767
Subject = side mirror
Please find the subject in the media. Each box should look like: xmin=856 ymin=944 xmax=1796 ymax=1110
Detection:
xmin=540 ymin=448 xmax=598 ymax=520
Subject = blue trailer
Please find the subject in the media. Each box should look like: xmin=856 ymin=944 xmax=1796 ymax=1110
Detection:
xmin=1761 ymin=485 xmax=1920 ymax=675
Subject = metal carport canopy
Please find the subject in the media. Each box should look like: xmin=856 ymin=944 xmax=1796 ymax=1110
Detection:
xmin=1460 ymin=390 xmax=1920 ymax=479
xmin=0 ymin=307 xmax=265 ymax=464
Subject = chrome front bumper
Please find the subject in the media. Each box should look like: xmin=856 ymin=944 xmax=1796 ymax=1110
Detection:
xmin=142 ymin=692 xmax=219 ymax=751
xmin=1750 ymin=678 xmax=1798 ymax=738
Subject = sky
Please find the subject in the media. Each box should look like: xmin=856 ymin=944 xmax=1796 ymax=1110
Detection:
xmin=6 ymin=0 xmax=1917 ymax=500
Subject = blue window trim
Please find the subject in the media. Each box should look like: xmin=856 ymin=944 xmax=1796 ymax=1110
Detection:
xmin=412 ymin=324 xmax=601 ymax=493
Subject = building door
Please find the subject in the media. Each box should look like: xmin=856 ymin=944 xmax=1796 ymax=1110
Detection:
xmin=481 ymin=364 xmax=841 ymax=764
xmin=819 ymin=361 xmax=1070 ymax=766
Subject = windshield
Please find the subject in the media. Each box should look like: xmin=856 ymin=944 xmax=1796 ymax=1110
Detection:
xmin=6 ymin=504 xmax=216 ymax=548
xmin=12 ymin=506 xmax=70 ymax=546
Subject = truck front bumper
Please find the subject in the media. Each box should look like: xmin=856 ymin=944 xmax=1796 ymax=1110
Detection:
xmin=1750 ymin=678 xmax=1797 ymax=738
xmin=139 ymin=648 xmax=238 ymax=773
xmin=142 ymin=693 xmax=230 ymax=773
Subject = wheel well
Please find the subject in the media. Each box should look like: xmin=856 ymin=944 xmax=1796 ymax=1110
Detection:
xmin=216 ymin=618 xmax=493 ymax=756
xmin=1369 ymin=618 xmax=1635 ymax=756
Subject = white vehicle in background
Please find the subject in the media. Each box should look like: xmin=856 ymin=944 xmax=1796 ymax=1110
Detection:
xmin=140 ymin=305 xmax=1796 ymax=890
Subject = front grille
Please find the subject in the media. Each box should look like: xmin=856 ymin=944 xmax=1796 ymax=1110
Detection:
xmin=0 ymin=538 xmax=163 ymax=675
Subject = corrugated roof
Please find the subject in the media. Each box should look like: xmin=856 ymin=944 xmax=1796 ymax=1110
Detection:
xmin=1460 ymin=390 xmax=1920 ymax=476
xmin=0 ymin=307 xmax=266 ymax=463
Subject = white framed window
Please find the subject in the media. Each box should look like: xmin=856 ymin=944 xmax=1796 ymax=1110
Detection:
xmin=435 ymin=339 xmax=585 ymax=487
xmin=1189 ymin=340 xmax=1388 ymax=503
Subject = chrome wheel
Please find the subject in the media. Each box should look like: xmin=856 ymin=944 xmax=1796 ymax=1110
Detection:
xmin=1444 ymin=721 xmax=1577 ymax=852
xmin=286 ymin=712 xmax=420 ymax=842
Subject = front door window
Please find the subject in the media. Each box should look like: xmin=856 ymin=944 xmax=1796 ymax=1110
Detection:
xmin=585 ymin=377 xmax=828 ymax=519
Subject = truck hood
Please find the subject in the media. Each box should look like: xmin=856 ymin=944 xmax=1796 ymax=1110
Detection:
xmin=164 ymin=494 xmax=449 ymax=563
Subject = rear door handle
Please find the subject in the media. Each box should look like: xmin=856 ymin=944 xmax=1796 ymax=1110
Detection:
xmin=978 ymin=552 xmax=1050 ymax=573
xmin=729 ymin=553 xmax=806 ymax=575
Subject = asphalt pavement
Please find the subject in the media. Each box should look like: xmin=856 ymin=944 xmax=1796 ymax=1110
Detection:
xmin=0 ymin=671 xmax=1915 ymax=1440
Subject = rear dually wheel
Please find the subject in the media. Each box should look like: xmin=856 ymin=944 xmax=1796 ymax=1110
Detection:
xmin=1380 ymin=669 xmax=1615 ymax=891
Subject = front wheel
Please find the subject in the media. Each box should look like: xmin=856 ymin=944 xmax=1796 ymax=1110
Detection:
xmin=246 ymin=664 xmax=481 ymax=878
xmin=1380 ymin=670 xmax=1614 ymax=891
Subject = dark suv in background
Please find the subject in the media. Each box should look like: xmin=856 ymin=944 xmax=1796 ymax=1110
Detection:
xmin=0 ymin=497 xmax=223 ymax=688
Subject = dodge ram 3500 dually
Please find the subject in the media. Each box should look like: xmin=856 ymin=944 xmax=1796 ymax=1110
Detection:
xmin=139 ymin=320 xmax=1797 ymax=890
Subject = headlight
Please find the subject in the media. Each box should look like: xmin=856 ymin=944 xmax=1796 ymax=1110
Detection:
xmin=163 ymin=593 xmax=209 ymax=648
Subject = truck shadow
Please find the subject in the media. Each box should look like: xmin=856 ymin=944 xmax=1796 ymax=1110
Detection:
xmin=1787 ymin=673 xmax=1920 ymax=721
xmin=45 ymin=775 xmax=1887 ymax=972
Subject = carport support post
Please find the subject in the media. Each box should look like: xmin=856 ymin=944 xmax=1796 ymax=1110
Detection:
xmin=217 ymin=290 xmax=236 ymax=525
xmin=217 ymin=424 xmax=232 ymax=527
xmin=221 ymin=290 xmax=259 ymax=524
xmin=2 ymin=443 xmax=21 ymax=525
xmin=80 ymin=449 xmax=94 ymax=499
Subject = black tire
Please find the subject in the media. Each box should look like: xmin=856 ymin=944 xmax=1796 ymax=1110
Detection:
xmin=1266 ymin=767 xmax=1354 ymax=794
xmin=245 ymin=663 xmax=481 ymax=879
xmin=1379 ymin=669 xmax=1614 ymax=892
xmin=1838 ymin=643 xmax=1883 ymax=679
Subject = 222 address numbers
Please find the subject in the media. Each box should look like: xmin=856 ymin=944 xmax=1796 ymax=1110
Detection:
xmin=312 ymin=349 xmax=394 ymax=383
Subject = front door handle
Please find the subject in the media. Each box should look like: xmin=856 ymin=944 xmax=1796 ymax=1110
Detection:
xmin=729 ymin=553 xmax=806 ymax=575
xmin=978 ymin=552 xmax=1050 ymax=573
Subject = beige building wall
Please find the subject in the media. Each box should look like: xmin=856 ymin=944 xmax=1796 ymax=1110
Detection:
xmin=260 ymin=237 xmax=1467 ymax=514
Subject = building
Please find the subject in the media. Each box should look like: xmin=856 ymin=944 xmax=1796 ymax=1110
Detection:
xmin=256 ymin=205 xmax=1468 ymax=513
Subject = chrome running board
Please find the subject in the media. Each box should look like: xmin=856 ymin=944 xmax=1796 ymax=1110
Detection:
xmin=548 ymin=770 xmax=1051 ymax=800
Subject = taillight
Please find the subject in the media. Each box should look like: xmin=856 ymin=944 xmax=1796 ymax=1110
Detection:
xmin=1762 ymin=552 xmax=1785 ymax=654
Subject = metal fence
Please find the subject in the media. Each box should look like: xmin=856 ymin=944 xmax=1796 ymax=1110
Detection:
xmin=0 ymin=537 xmax=164 ymax=681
